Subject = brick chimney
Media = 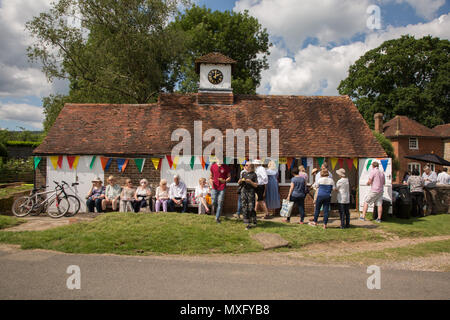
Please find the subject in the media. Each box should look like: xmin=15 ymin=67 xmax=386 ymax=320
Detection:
xmin=195 ymin=52 xmax=236 ymax=105
xmin=374 ymin=113 xmax=384 ymax=134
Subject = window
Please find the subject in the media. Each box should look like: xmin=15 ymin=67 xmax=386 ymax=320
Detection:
xmin=428 ymin=163 xmax=435 ymax=172
xmin=408 ymin=162 xmax=421 ymax=174
xmin=409 ymin=137 xmax=418 ymax=150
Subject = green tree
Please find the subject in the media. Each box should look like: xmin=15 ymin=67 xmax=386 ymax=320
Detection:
xmin=26 ymin=0 xmax=189 ymax=104
xmin=170 ymin=5 xmax=271 ymax=94
xmin=373 ymin=131 xmax=400 ymax=177
xmin=338 ymin=35 xmax=450 ymax=128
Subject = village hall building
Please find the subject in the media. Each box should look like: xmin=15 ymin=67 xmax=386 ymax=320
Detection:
xmin=34 ymin=52 xmax=389 ymax=214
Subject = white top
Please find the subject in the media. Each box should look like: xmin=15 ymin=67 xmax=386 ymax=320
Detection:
xmin=169 ymin=181 xmax=187 ymax=199
xmin=195 ymin=185 xmax=210 ymax=198
xmin=422 ymin=171 xmax=437 ymax=185
xmin=335 ymin=177 xmax=350 ymax=204
xmin=155 ymin=186 xmax=169 ymax=199
xmin=255 ymin=166 xmax=268 ymax=185
xmin=314 ymin=170 xmax=333 ymax=188
xmin=437 ymin=172 xmax=450 ymax=185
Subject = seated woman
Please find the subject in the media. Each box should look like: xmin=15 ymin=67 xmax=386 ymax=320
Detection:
xmin=133 ymin=179 xmax=152 ymax=213
xmin=102 ymin=175 xmax=121 ymax=211
xmin=155 ymin=179 xmax=169 ymax=212
xmin=120 ymin=179 xmax=135 ymax=212
xmin=86 ymin=177 xmax=105 ymax=213
xmin=195 ymin=177 xmax=210 ymax=214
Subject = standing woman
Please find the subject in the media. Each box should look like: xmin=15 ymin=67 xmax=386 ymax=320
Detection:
xmin=335 ymin=168 xmax=350 ymax=228
xmin=239 ymin=162 xmax=259 ymax=230
xmin=133 ymin=179 xmax=152 ymax=212
xmin=265 ymin=160 xmax=281 ymax=218
xmin=285 ymin=167 xmax=307 ymax=223
xmin=254 ymin=159 xmax=269 ymax=219
xmin=310 ymin=169 xmax=335 ymax=229
xmin=195 ymin=177 xmax=210 ymax=214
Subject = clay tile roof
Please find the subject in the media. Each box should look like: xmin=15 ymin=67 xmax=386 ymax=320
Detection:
xmin=195 ymin=52 xmax=236 ymax=73
xmin=34 ymin=94 xmax=387 ymax=158
xmin=432 ymin=123 xmax=450 ymax=138
xmin=383 ymin=115 xmax=439 ymax=138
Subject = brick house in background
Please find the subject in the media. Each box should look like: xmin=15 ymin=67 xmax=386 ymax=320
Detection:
xmin=432 ymin=124 xmax=450 ymax=170
xmin=33 ymin=53 xmax=387 ymax=214
xmin=376 ymin=115 xmax=444 ymax=183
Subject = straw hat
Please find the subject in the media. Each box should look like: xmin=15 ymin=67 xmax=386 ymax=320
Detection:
xmin=336 ymin=168 xmax=346 ymax=177
xmin=92 ymin=177 xmax=102 ymax=183
xmin=311 ymin=168 xmax=319 ymax=175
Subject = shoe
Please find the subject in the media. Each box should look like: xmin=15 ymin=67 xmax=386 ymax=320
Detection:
xmin=216 ymin=219 xmax=221 ymax=224
xmin=308 ymin=221 xmax=317 ymax=226
xmin=245 ymin=225 xmax=251 ymax=230
xmin=298 ymin=221 xmax=304 ymax=224
xmin=323 ymin=224 xmax=327 ymax=230
xmin=359 ymin=216 xmax=365 ymax=221
xmin=375 ymin=219 xmax=381 ymax=223
xmin=340 ymin=226 xmax=345 ymax=229
xmin=283 ymin=219 xmax=290 ymax=223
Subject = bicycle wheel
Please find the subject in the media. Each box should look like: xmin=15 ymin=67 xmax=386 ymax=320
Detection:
xmin=12 ymin=196 xmax=34 ymax=217
xmin=47 ymin=196 xmax=70 ymax=218
xmin=64 ymin=195 xmax=81 ymax=217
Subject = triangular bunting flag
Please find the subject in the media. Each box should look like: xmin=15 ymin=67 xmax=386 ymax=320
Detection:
xmin=72 ymin=156 xmax=80 ymax=169
xmin=346 ymin=158 xmax=354 ymax=170
xmin=201 ymin=156 xmax=206 ymax=169
xmin=190 ymin=156 xmax=195 ymax=169
xmin=117 ymin=159 xmax=129 ymax=172
xmin=205 ymin=162 xmax=209 ymax=170
xmin=166 ymin=155 xmax=173 ymax=169
xmin=57 ymin=156 xmax=63 ymax=169
xmin=366 ymin=159 xmax=373 ymax=171
xmin=330 ymin=158 xmax=338 ymax=170
xmin=135 ymin=159 xmax=146 ymax=172
xmin=317 ymin=157 xmax=325 ymax=168
xmin=89 ymin=156 xmax=97 ymax=169
xmin=100 ymin=157 xmax=112 ymax=171
xmin=151 ymin=158 xmax=160 ymax=170
xmin=34 ymin=156 xmax=41 ymax=169
xmin=353 ymin=158 xmax=358 ymax=169
xmin=301 ymin=157 xmax=307 ymax=169
xmin=338 ymin=158 xmax=344 ymax=169
xmin=286 ymin=157 xmax=293 ymax=169
xmin=49 ymin=156 xmax=59 ymax=170
xmin=173 ymin=156 xmax=180 ymax=169
xmin=67 ymin=156 xmax=76 ymax=169
xmin=380 ymin=159 xmax=388 ymax=172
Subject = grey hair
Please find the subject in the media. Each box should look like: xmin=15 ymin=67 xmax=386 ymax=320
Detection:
xmin=173 ymin=174 xmax=180 ymax=179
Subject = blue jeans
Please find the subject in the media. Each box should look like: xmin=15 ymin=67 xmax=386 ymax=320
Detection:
xmin=86 ymin=198 xmax=103 ymax=213
xmin=314 ymin=196 xmax=331 ymax=225
xmin=236 ymin=195 xmax=242 ymax=214
xmin=168 ymin=198 xmax=188 ymax=213
xmin=211 ymin=189 xmax=226 ymax=220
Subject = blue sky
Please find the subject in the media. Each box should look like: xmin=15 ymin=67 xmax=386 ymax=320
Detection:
xmin=0 ymin=0 xmax=449 ymax=131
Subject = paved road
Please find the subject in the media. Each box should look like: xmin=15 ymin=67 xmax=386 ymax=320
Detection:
xmin=0 ymin=247 xmax=449 ymax=300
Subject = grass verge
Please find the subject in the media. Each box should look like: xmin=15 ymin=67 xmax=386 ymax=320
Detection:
xmin=375 ymin=214 xmax=450 ymax=238
xmin=0 ymin=215 xmax=25 ymax=230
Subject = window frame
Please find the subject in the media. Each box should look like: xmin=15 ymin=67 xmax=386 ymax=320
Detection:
xmin=409 ymin=137 xmax=419 ymax=150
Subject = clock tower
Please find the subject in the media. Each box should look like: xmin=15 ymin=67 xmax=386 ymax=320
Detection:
xmin=195 ymin=52 xmax=236 ymax=105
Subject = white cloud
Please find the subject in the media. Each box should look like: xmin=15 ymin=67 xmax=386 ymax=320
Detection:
xmin=384 ymin=0 xmax=446 ymax=20
xmin=234 ymin=0 xmax=372 ymax=50
xmin=259 ymin=14 xmax=450 ymax=96
xmin=0 ymin=102 xmax=44 ymax=129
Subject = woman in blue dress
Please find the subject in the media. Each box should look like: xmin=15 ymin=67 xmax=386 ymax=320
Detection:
xmin=265 ymin=160 xmax=281 ymax=218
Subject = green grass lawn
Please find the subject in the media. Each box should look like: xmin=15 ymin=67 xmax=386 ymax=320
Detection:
xmin=375 ymin=214 xmax=450 ymax=238
xmin=0 ymin=184 xmax=33 ymax=198
xmin=0 ymin=212 xmax=380 ymax=255
xmin=0 ymin=215 xmax=25 ymax=229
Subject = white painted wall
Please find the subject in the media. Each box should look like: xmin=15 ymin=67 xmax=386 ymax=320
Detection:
xmin=160 ymin=156 xmax=210 ymax=189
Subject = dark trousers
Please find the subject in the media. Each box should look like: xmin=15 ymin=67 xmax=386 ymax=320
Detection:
xmin=133 ymin=199 xmax=150 ymax=213
xmin=86 ymin=198 xmax=102 ymax=213
xmin=338 ymin=203 xmax=350 ymax=228
xmin=314 ymin=196 xmax=331 ymax=224
xmin=410 ymin=192 xmax=424 ymax=217
xmin=241 ymin=190 xmax=256 ymax=225
xmin=287 ymin=195 xmax=305 ymax=222
xmin=168 ymin=198 xmax=188 ymax=213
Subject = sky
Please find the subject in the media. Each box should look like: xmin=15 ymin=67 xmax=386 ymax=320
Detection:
xmin=0 ymin=0 xmax=449 ymax=131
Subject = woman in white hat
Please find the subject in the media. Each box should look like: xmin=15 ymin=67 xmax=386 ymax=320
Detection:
xmin=336 ymin=168 xmax=350 ymax=228
xmin=86 ymin=177 xmax=105 ymax=213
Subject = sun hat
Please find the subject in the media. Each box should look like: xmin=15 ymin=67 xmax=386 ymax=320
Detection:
xmin=92 ymin=177 xmax=102 ymax=183
xmin=311 ymin=168 xmax=319 ymax=175
xmin=336 ymin=168 xmax=346 ymax=177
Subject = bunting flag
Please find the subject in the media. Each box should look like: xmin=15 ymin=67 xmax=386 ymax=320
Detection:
xmin=89 ymin=156 xmax=97 ymax=169
xmin=135 ymin=158 xmax=146 ymax=172
xmin=307 ymin=157 xmax=313 ymax=168
xmin=66 ymin=156 xmax=79 ymax=169
xmin=57 ymin=156 xmax=63 ymax=168
xmin=151 ymin=158 xmax=160 ymax=170
xmin=279 ymin=157 xmax=287 ymax=165
xmin=317 ymin=157 xmax=325 ymax=168
xmin=204 ymin=156 xmax=210 ymax=170
xmin=201 ymin=156 xmax=206 ymax=169
xmin=338 ymin=158 xmax=344 ymax=169
xmin=353 ymin=158 xmax=358 ymax=169
xmin=100 ymin=157 xmax=112 ymax=171
xmin=190 ymin=156 xmax=196 ymax=169
xmin=366 ymin=159 xmax=373 ymax=171
xmin=286 ymin=157 xmax=293 ymax=169
xmin=238 ymin=157 xmax=245 ymax=165
xmin=346 ymin=158 xmax=354 ymax=170
xmin=291 ymin=157 xmax=296 ymax=170
xmin=166 ymin=155 xmax=173 ymax=169
xmin=380 ymin=159 xmax=389 ymax=172
xmin=301 ymin=157 xmax=307 ymax=169
xmin=173 ymin=156 xmax=180 ymax=169
xmin=34 ymin=156 xmax=41 ymax=169
xmin=330 ymin=158 xmax=338 ymax=170
xmin=205 ymin=162 xmax=210 ymax=170
xmin=49 ymin=156 xmax=59 ymax=170
xmin=116 ymin=159 xmax=129 ymax=172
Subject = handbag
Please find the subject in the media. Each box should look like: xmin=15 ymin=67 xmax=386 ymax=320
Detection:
xmin=280 ymin=199 xmax=294 ymax=217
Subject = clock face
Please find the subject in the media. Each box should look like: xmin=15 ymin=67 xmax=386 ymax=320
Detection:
xmin=208 ymin=69 xmax=223 ymax=85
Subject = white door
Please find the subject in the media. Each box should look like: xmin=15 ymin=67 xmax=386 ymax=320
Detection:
xmin=358 ymin=158 xmax=392 ymax=213
xmin=46 ymin=156 xmax=104 ymax=213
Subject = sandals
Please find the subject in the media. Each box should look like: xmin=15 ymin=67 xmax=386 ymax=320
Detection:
xmin=308 ymin=221 xmax=317 ymax=226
